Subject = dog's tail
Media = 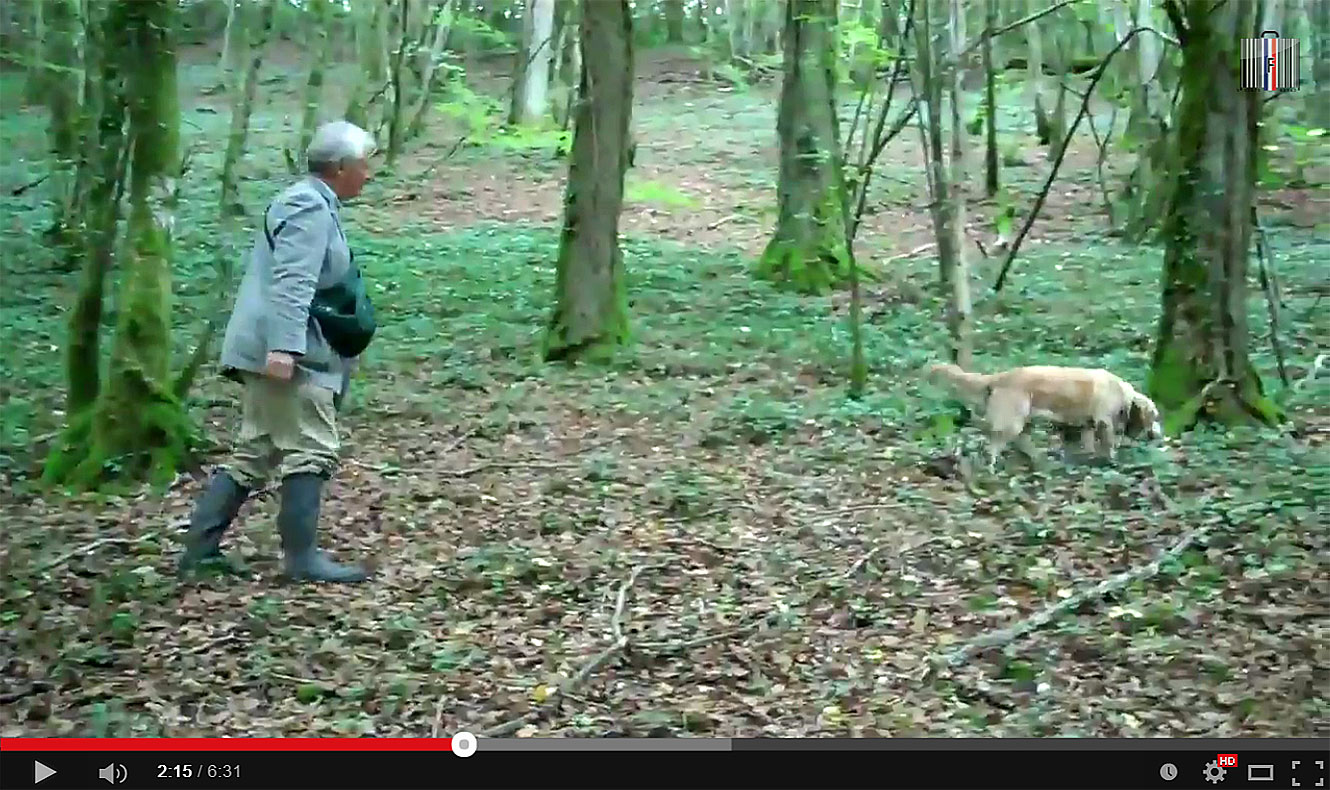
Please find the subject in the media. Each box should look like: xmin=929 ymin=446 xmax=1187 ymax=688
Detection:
xmin=925 ymin=362 xmax=993 ymax=403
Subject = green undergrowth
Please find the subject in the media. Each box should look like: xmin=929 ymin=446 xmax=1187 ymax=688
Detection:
xmin=3 ymin=210 xmax=1325 ymax=485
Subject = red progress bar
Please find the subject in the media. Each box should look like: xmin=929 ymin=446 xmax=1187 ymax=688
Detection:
xmin=0 ymin=738 xmax=454 ymax=752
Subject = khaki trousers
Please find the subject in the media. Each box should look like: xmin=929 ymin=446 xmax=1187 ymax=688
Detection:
xmin=221 ymin=373 xmax=340 ymax=487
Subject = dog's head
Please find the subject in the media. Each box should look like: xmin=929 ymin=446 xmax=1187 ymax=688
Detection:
xmin=1122 ymin=390 xmax=1163 ymax=440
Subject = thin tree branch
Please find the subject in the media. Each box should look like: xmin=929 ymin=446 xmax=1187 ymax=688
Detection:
xmin=993 ymin=27 xmax=1167 ymax=293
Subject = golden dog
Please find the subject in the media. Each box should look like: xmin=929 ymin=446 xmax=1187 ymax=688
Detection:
xmin=926 ymin=363 xmax=1163 ymax=469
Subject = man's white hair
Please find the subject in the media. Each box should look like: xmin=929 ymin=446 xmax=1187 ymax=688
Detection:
xmin=306 ymin=120 xmax=376 ymax=174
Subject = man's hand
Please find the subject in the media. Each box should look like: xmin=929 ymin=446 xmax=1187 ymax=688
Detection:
xmin=265 ymin=351 xmax=297 ymax=380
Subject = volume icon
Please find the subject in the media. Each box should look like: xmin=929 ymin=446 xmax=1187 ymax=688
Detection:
xmin=98 ymin=763 xmax=128 ymax=784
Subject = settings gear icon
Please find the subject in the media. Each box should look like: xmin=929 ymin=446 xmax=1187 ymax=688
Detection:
xmin=1203 ymin=760 xmax=1227 ymax=784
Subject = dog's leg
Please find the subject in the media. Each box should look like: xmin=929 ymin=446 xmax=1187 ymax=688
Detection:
xmin=1059 ymin=424 xmax=1087 ymax=464
xmin=1080 ymin=422 xmax=1098 ymax=457
xmin=1015 ymin=426 xmax=1044 ymax=471
xmin=1094 ymin=419 xmax=1117 ymax=463
xmin=987 ymin=436 xmax=1006 ymax=473
xmin=984 ymin=388 xmax=1029 ymax=475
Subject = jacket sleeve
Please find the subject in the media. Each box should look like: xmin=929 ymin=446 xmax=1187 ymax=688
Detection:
xmin=265 ymin=196 xmax=330 ymax=355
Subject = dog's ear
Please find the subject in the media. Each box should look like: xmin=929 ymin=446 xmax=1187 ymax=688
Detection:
xmin=1122 ymin=397 xmax=1144 ymax=437
xmin=1125 ymin=394 xmax=1161 ymax=438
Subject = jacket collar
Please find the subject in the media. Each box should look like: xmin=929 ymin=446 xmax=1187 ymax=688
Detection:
xmin=306 ymin=175 xmax=341 ymax=212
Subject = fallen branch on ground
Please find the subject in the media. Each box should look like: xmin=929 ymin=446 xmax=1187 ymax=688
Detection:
xmin=880 ymin=242 xmax=937 ymax=264
xmin=447 ymin=460 xmax=581 ymax=477
xmin=36 ymin=533 xmax=159 ymax=574
xmin=844 ymin=535 xmax=942 ymax=579
xmin=636 ymin=623 xmax=765 ymax=657
xmin=933 ymin=520 xmax=1213 ymax=669
xmin=0 ymin=682 xmax=53 ymax=704
xmin=844 ymin=545 xmax=885 ymax=578
xmin=705 ymin=214 xmax=743 ymax=231
xmin=439 ymin=425 xmax=481 ymax=455
xmin=478 ymin=564 xmax=654 ymax=738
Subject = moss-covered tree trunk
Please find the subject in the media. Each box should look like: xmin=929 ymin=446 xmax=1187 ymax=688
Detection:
xmin=221 ymin=0 xmax=275 ymax=217
xmin=1148 ymin=0 xmax=1279 ymax=431
xmin=52 ymin=0 xmax=190 ymax=488
xmin=297 ymin=0 xmax=333 ymax=158
xmin=542 ymin=0 xmax=633 ymax=362
xmin=42 ymin=0 xmax=80 ymax=257
xmin=755 ymin=0 xmax=851 ymax=295
xmin=60 ymin=5 xmax=127 ymax=421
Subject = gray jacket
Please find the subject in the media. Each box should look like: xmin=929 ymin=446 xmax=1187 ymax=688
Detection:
xmin=220 ymin=176 xmax=355 ymax=395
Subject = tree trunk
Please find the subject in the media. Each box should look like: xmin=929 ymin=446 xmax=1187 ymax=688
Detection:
xmin=1117 ymin=0 xmax=1169 ymax=240
xmin=982 ymin=0 xmax=999 ymax=196
xmin=217 ymin=0 xmax=246 ymax=93
xmin=409 ymin=0 xmax=457 ymax=138
xmin=945 ymin=0 xmax=972 ymax=367
xmin=1024 ymin=1 xmax=1051 ymax=144
xmin=725 ymin=0 xmax=747 ymax=60
xmin=221 ymin=0 xmax=276 ymax=218
xmin=43 ymin=0 xmax=81 ymax=256
xmin=915 ymin=0 xmax=956 ymax=295
xmin=52 ymin=0 xmax=190 ymax=488
xmin=60 ymin=9 xmax=126 ymax=421
xmin=665 ymin=0 xmax=684 ymax=42
xmin=1315 ymin=0 xmax=1330 ymax=128
xmin=510 ymin=0 xmax=556 ymax=125
xmin=560 ymin=0 xmax=582 ymax=130
xmin=756 ymin=0 xmax=851 ymax=295
xmin=24 ymin=0 xmax=45 ymax=103
xmin=542 ymin=0 xmax=634 ymax=362
xmin=387 ymin=0 xmax=410 ymax=164
xmin=1148 ymin=0 xmax=1279 ymax=431
xmin=298 ymin=0 xmax=334 ymax=159
xmin=697 ymin=0 xmax=708 ymax=43
xmin=551 ymin=0 xmax=579 ymax=129
xmin=346 ymin=1 xmax=390 ymax=129
xmin=1261 ymin=0 xmax=1283 ymax=39
xmin=1048 ymin=26 xmax=1069 ymax=158
xmin=176 ymin=0 xmax=276 ymax=400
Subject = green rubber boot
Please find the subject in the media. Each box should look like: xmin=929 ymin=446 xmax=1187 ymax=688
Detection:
xmin=178 ymin=471 xmax=252 ymax=577
xmin=277 ymin=473 xmax=369 ymax=584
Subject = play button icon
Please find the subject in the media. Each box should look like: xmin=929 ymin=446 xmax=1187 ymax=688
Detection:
xmin=34 ymin=761 xmax=56 ymax=784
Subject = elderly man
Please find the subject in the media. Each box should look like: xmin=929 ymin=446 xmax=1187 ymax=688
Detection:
xmin=179 ymin=120 xmax=378 ymax=584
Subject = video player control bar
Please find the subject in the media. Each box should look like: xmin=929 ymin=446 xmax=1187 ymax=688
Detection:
xmin=2 ymin=737 xmax=1325 ymax=789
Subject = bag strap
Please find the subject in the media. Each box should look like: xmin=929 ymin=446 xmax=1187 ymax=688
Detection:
xmin=261 ymin=188 xmax=350 ymax=261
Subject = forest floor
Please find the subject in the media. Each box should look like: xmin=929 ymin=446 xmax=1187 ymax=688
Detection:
xmin=1 ymin=45 xmax=1327 ymax=739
